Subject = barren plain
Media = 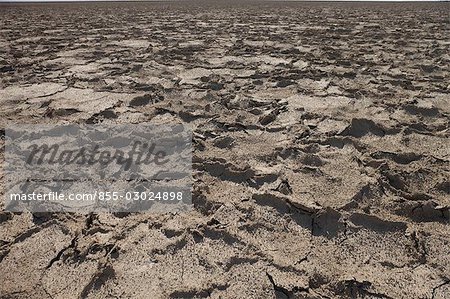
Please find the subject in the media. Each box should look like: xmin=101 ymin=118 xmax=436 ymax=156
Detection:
xmin=0 ymin=1 xmax=449 ymax=298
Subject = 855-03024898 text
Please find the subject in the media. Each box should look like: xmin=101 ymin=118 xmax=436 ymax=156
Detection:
xmin=9 ymin=191 xmax=186 ymax=202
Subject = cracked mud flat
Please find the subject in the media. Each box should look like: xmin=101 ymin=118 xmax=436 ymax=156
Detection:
xmin=0 ymin=1 xmax=449 ymax=298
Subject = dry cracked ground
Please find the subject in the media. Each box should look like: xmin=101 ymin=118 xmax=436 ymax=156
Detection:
xmin=0 ymin=1 xmax=449 ymax=298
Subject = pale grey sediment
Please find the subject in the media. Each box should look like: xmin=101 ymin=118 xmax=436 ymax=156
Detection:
xmin=0 ymin=1 xmax=449 ymax=298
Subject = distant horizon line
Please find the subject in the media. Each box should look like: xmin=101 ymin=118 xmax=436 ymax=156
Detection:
xmin=1 ymin=0 xmax=448 ymax=2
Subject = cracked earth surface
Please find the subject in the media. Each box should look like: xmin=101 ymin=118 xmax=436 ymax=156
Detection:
xmin=0 ymin=1 xmax=449 ymax=298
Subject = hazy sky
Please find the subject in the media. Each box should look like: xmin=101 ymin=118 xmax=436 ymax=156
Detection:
xmin=0 ymin=0 xmax=442 ymax=2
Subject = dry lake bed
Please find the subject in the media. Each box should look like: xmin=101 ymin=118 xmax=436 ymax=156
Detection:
xmin=0 ymin=1 xmax=449 ymax=298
